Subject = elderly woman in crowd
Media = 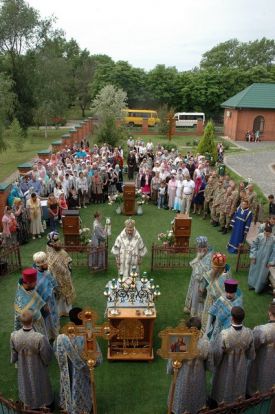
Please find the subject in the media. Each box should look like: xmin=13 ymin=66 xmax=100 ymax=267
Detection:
xmin=26 ymin=193 xmax=44 ymax=239
xmin=2 ymin=206 xmax=17 ymax=245
xmin=47 ymin=193 xmax=59 ymax=231
xmin=167 ymin=172 xmax=177 ymax=210
xmin=89 ymin=211 xmax=107 ymax=269
xmin=13 ymin=198 xmax=30 ymax=244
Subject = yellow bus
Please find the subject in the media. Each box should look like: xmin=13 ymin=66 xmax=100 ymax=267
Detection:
xmin=122 ymin=109 xmax=160 ymax=127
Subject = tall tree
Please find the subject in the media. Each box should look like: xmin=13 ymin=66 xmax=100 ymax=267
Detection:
xmin=91 ymin=84 xmax=127 ymax=119
xmin=91 ymin=84 xmax=127 ymax=147
xmin=200 ymin=38 xmax=275 ymax=70
xmin=0 ymin=73 xmax=15 ymax=152
xmin=74 ymin=51 xmax=95 ymax=117
xmin=33 ymin=42 xmax=71 ymax=138
xmin=0 ymin=0 xmax=55 ymax=128
xmin=146 ymin=64 xmax=181 ymax=108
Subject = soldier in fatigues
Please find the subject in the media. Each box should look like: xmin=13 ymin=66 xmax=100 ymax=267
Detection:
xmin=219 ymin=186 xmax=234 ymax=234
xmin=203 ymin=176 xmax=215 ymax=219
xmin=211 ymin=179 xmax=225 ymax=227
xmin=246 ymin=184 xmax=258 ymax=220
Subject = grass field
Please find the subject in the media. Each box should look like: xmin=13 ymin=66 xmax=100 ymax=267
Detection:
xmin=0 ymin=202 xmax=271 ymax=414
xmin=0 ymin=128 xmax=70 ymax=182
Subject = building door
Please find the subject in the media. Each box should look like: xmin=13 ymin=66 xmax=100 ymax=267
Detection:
xmin=253 ymin=116 xmax=265 ymax=133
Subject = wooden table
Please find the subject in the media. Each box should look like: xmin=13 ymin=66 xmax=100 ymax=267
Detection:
xmin=107 ymin=307 xmax=156 ymax=361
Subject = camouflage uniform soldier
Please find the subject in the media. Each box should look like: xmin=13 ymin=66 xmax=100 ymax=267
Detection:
xmin=211 ymin=179 xmax=225 ymax=226
xmin=229 ymin=181 xmax=239 ymax=216
xmin=203 ymin=176 xmax=215 ymax=219
xmin=219 ymin=187 xmax=234 ymax=234
xmin=246 ymin=184 xmax=258 ymax=220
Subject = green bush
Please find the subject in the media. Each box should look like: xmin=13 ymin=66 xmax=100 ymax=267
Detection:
xmin=96 ymin=116 xmax=127 ymax=147
xmin=197 ymin=120 xmax=218 ymax=161
xmin=222 ymin=141 xmax=230 ymax=150
xmin=192 ymin=139 xmax=199 ymax=146
xmin=162 ymin=143 xmax=177 ymax=152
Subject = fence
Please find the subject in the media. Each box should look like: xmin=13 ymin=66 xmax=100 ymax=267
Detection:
xmin=197 ymin=389 xmax=275 ymax=414
xmin=60 ymin=244 xmax=108 ymax=272
xmin=0 ymin=394 xmax=49 ymax=414
xmin=235 ymin=244 xmax=250 ymax=272
xmin=151 ymin=244 xmax=197 ymax=271
xmin=0 ymin=244 xmax=22 ymax=276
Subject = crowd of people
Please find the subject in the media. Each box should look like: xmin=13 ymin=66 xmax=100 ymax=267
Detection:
xmin=2 ymin=136 xmax=275 ymax=413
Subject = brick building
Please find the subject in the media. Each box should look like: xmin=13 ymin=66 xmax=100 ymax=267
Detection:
xmin=221 ymin=83 xmax=275 ymax=141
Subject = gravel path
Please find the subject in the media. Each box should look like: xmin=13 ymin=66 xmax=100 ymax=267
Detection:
xmin=225 ymin=150 xmax=275 ymax=196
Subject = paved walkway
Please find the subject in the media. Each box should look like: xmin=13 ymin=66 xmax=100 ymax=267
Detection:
xmin=224 ymin=140 xmax=275 ymax=197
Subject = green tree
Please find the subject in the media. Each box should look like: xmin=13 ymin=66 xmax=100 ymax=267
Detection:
xmin=197 ymin=120 xmax=217 ymax=161
xmin=91 ymin=84 xmax=127 ymax=119
xmin=110 ymin=61 xmax=148 ymax=108
xmin=96 ymin=116 xmax=127 ymax=147
xmin=33 ymin=41 xmax=71 ymax=138
xmin=146 ymin=64 xmax=181 ymax=108
xmin=91 ymin=84 xmax=127 ymax=147
xmin=0 ymin=73 xmax=15 ymax=152
xmin=74 ymin=51 xmax=95 ymax=117
xmin=200 ymin=38 xmax=275 ymax=70
xmin=10 ymin=117 xmax=24 ymax=151
xmin=0 ymin=0 xmax=55 ymax=128
xmin=89 ymin=55 xmax=115 ymax=99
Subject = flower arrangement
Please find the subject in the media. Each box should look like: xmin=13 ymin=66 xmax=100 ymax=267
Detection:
xmin=135 ymin=189 xmax=150 ymax=205
xmin=108 ymin=193 xmax=123 ymax=205
xmin=157 ymin=230 xmax=175 ymax=246
xmin=79 ymin=227 xmax=91 ymax=245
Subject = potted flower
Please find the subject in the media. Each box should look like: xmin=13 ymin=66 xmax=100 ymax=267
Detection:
xmin=108 ymin=193 xmax=123 ymax=214
xmin=135 ymin=189 xmax=149 ymax=215
xmin=79 ymin=228 xmax=91 ymax=246
xmin=157 ymin=230 xmax=175 ymax=247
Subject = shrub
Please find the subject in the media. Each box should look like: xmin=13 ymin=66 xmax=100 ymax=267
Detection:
xmin=11 ymin=118 xmax=24 ymax=152
xmin=96 ymin=116 xmax=127 ymax=147
xmin=197 ymin=120 xmax=218 ymax=161
xmin=162 ymin=143 xmax=177 ymax=152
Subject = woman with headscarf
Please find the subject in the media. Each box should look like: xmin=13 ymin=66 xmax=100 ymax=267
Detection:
xmin=46 ymin=232 xmax=75 ymax=317
xmin=89 ymin=211 xmax=107 ymax=269
xmin=192 ymin=175 xmax=206 ymax=215
xmin=2 ymin=206 xmax=17 ymax=245
xmin=26 ymin=193 xmax=44 ymax=240
xmin=13 ymin=198 xmax=30 ymax=244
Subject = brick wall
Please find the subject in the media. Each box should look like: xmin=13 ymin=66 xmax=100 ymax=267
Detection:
xmin=224 ymin=108 xmax=275 ymax=141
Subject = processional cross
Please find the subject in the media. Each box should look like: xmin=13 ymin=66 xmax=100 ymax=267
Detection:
xmin=62 ymin=308 xmax=118 ymax=414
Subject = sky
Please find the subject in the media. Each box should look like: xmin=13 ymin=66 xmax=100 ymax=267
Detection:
xmin=27 ymin=0 xmax=275 ymax=71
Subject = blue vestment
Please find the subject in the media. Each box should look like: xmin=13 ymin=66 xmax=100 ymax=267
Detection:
xmin=208 ymin=292 xmax=243 ymax=341
xmin=227 ymin=207 xmax=253 ymax=253
xmin=248 ymin=234 xmax=275 ymax=293
xmin=54 ymin=334 xmax=102 ymax=414
xmin=35 ymin=266 xmax=59 ymax=339
xmin=14 ymin=281 xmax=47 ymax=336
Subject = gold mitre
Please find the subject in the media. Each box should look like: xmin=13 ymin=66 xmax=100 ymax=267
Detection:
xmin=125 ymin=218 xmax=135 ymax=229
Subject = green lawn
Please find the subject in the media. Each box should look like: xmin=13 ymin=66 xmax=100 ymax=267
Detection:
xmin=0 ymin=202 xmax=271 ymax=414
xmin=0 ymin=128 xmax=70 ymax=182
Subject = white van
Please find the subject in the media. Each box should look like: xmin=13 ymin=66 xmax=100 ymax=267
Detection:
xmin=174 ymin=112 xmax=205 ymax=127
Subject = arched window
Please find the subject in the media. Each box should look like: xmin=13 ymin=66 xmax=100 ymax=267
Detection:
xmin=253 ymin=116 xmax=265 ymax=133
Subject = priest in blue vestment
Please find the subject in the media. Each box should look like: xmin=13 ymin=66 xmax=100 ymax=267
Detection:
xmin=33 ymin=251 xmax=59 ymax=340
xmin=227 ymin=199 xmax=253 ymax=254
xmin=206 ymin=279 xmax=243 ymax=341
